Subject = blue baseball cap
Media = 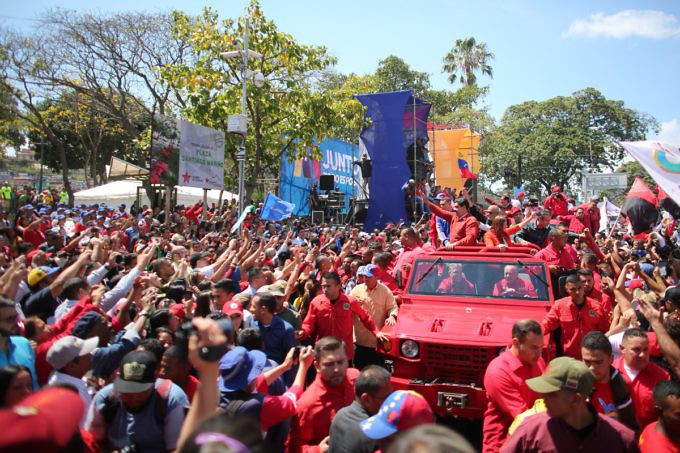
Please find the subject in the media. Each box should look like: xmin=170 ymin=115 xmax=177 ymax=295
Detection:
xmin=358 ymin=263 xmax=378 ymax=277
xmin=219 ymin=346 xmax=266 ymax=392
xmin=360 ymin=390 xmax=434 ymax=440
xmin=435 ymin=193 xmax=450 ymax=200
xmin=22 ymin=204 xmax=34 ymax=210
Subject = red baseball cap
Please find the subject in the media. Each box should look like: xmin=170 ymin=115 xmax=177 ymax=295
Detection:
xmin=221 ymin=300 xmax=243 ymax=316
xmin=0 ymin=387 xmax=84 ymax=452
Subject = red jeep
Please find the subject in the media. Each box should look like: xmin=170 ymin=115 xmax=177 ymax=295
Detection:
xmin=379 ymin=246 xmax=553 ymax=419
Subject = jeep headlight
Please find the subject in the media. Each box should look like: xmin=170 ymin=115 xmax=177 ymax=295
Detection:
xmin=400 ymin=339 xmax=419 ymax=358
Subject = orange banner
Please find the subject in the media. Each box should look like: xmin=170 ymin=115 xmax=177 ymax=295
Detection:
xmin=427 ymin=127 xmax=480 ymax=191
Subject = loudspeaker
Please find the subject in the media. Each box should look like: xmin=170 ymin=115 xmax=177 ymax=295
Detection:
xmin=319 ymin=174 xmax=334 ymax=191
xmin=311 ymin=211 xmax=324 ymax=225
xmin=355 ymin=206 xmax=368 ymax=224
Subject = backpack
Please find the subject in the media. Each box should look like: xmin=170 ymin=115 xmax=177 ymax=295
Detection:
xmin=101 ymin=378 xmax=173 ymax=427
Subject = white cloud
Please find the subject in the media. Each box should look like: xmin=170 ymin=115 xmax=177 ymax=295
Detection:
xmin=655 ymin=118 xmax=680 ymax=145
xmin=564 ymin=10 xmax=680 ymax=39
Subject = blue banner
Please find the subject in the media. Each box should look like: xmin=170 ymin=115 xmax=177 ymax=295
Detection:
xmin=279 ymin=138 xmax=359 ymax=216
xmin=260 ymin=192 xmax=295 ymax=221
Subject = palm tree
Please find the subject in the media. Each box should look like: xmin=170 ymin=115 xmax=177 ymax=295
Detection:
xmin=442 ymin=37 xmax=494 ymax=86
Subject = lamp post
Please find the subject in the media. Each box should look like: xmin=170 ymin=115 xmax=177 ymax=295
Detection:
xmin=220 ymin=18 xmax=264 ymax=217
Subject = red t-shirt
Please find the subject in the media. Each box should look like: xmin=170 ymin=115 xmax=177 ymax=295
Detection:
xmin=591 ymin=381 xmax=618 ymax=419
xmin=639 ymin=421 xmax=680 ymax=453
xmin=182 ymin=374 xmax=200 ymax=403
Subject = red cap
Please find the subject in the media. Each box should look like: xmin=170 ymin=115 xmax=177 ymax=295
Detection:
xmin=0 ymin=387 xmax=84 ymax=452
xmin=551 ymin=185 xmax=561 ymax=193
xmin=170 ymin=303 xmax=186 ymax=321
xmin=222 ymin=300 xmax=243 ymax=316
xmin=26 ymin=249 xmax=40 ymax=266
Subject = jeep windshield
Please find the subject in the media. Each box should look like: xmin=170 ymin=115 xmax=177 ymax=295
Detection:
xmin=408 ymin=258 xmax=550 ymax=301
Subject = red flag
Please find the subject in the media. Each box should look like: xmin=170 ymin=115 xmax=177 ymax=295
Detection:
xmin=657 ymin=184 xmax=680 ymax=219
xmin=622 ymin=177 xmax=659 ymax=234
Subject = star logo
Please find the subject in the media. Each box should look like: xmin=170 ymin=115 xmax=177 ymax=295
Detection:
xmin=182 ymin=171 xmax=191 ymax=184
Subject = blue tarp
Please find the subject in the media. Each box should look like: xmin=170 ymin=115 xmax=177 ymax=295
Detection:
xmin=355 ymin=90 xmax=431 ymax=231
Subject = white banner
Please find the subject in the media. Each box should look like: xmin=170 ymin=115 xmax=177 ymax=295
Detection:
xmin=178 ymin=120 xmax=225 ymax=190
xmin=619 ymin=140 xmax=680 ymax=207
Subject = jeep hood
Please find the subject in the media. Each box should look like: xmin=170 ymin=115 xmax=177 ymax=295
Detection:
xmin=390 ymin=302 xmax=549 ymax=346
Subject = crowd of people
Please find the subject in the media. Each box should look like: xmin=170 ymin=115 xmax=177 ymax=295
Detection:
xmin=0 ymin=181 xmax=678 ymax=452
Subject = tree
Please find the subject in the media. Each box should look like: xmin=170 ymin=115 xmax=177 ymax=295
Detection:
xmin=442 ymin=37 xmax=494 ymax=86
xmin=374 ymin=55 xmax=430 ymax=96
xmin=161 ymin=2 xmax=339 ymax=200
xmin=26 ymin=90 xmax=143 ymax=187
xmin=480 ymin=88 xmax=658 ymax=195
xmin=0 ymin=29 xmax=77 ymax=200
xmin=41 ymin=9 xmax=189 ymax=141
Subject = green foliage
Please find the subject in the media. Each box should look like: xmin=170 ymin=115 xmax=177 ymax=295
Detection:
xmin=442 ymin=37 xmax=494 ymax=86
xmin=480 ymin=88 xmax=658 ymax=195
xmin=374 ymin=55 xmax=430 ymax=96
xmin=161 ymin=2 xmax=339 ymax=197
xmin=26 ymin=90 xmax=145 ymax=183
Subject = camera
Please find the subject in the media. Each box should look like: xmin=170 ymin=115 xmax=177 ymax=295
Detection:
xmin=175 ymin=319 xmax=234 ymax=362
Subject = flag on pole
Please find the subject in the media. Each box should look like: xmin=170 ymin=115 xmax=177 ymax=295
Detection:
xmin=260 ymin=192 xmax=295 ymax=221
xmin=597 ymin=196 xmax=620 ymax=232
xmin=231 ymin=205 xmax=254 ymax=233
xmin=621 ymin=177 xmax=658 ymax=234
xmin=619 ymin=141 xmax=680 ymax=208
xmin=657 ymin=185 xmax=680 ymax=219
xmin=457 ymin=158 xmax=478 ymax=179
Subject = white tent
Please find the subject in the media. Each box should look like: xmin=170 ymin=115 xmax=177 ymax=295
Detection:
xmin=73 ymin=179 xmax=236 ymax=208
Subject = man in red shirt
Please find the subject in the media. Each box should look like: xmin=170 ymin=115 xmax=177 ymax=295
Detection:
xmin=391 ymin=228 xmax=424 ymax=289
xmin=288 ymin=336 xmax=358 ymax=453
xmin=541 ymin=274 xmax=609 ymax=359
xmin=557 ymin=207 xmax=590 ymax=234
xmin=614 ymin=327 xmax=670 ymax=429
xmin=296 ymin=272 xmax=387 ymax=361
xmin=580 ymin=331 xmax=639 ymax=431
xmin=423 ymin=196 xmax=479 ymax=249
xmin=534 ymin=229 xmax=578 ymax=275
xmin=482 ymin=320 xmax=546 ymax=452
xmin=639 ymin=380 xmax=680 ymax=452
xmin=159 ymin=345 xmax=199 ymax=403
xmin=503 ymin=357 xmax=638 ymax=452
xmin=492 ymin=265 xmax=537 ymax=298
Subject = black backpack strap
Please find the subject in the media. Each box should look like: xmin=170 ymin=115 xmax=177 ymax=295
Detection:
xmin=101 ymin=393 xmax=121 ymax=425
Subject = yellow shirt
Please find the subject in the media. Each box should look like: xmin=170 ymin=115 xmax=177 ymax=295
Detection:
xmin=350 ymin=282 xmax=397 ymax=347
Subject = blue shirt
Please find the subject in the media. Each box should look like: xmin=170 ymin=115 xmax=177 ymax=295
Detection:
xmin=255 ymin=316 xmax=295 ymax=366
xmin=0 ymin=336 xmax=38 ymax=389
xmin=88 ymin=379 xmax=188 ymax=452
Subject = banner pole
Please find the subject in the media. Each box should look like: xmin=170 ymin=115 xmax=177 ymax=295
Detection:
xmin=202 ymin=188 xmax=208 ymax=222
xmin=606 ymin=211 xmax=623 ymax=239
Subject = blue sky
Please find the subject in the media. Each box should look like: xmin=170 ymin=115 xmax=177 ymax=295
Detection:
xmin=3 ymin=0 xmax=679 ymax=143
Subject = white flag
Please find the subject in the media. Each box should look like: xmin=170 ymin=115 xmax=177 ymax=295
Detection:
xmin=597 ymin=196 xmax=620 ymax=231
xmin=619 ymin=141 xmax=680 ymax=207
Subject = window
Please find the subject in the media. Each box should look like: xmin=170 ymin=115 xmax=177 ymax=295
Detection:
xmin=408 ymin=258 xmax=550 ymax=301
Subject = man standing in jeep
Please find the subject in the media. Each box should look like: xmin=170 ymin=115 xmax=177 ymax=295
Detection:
xmin=483 ymin=320 xmax=546 ymax=452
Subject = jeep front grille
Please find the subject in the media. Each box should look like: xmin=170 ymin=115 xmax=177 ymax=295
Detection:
xmin=424 ymin=344 xmax=495 ymax=384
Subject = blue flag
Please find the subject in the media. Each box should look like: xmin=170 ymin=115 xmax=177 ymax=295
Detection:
xmin=261 ymin=192 xmax=295 ymax=221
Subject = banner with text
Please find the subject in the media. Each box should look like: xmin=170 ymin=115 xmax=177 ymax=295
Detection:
xmin=280 ymin=138 xmax=359 ymax=216
xmin=178 ymin=121 xmax=225 ymax=190
xmin=150 ymin=114 xmax=225 ymax=190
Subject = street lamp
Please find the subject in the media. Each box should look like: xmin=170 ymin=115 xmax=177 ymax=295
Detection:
xmin=220 ymin=17 xmax=264 ymax=217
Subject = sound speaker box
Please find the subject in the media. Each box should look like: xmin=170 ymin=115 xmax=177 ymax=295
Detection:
xmin=319 ymin=174 xmax=334 ymax=191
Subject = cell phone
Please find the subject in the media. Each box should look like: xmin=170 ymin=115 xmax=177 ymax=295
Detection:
xmin=659 ymin=266 xmax=668 ymax=278
xmin=292 ymin=345 xmax=303 ymax=361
